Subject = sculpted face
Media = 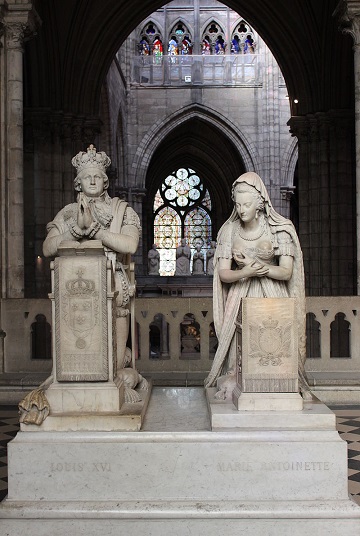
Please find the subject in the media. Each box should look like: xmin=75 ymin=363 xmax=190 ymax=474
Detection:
xmin=235 ymin=191 xmax=257 ymax=223
xmin=79 ymin=167 xmax=105 ymax=197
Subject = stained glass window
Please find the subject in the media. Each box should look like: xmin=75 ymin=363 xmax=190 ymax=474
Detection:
xmin=154 ymin=207 xmax=181 ymax=276
xmin=153 ymin=189 xmax=164 ymax=211
xmin=153 ymin=167 xmax=212 ymax=275
xmin=184 ymin=206 xmax=211 ymax=244
xmin=138 ymin=21 xmax=163 ymax=56
xmin=231 ymin=20 xmax=256 ymax=54
xmin=202 ymin=22 xmax=226 ymax=54
xmin=202 ymin=190 xmax=212 ymax=210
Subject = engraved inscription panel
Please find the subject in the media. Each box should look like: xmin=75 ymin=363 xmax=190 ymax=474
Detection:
xmin=54 ymin=255 xmax=108 ymax=381
xmin=240 ymin=298 xmax=298 ymax=392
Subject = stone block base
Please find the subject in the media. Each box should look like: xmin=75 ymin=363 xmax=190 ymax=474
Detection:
xmin=232 ymin=388 xmax=304 ymax=411
xmin=1 ymin=395 xmax=359 ymax=534
xmin=20 ymin=380 xmax=152 ymax=432
xmin=1 ymin=501 xmax=360 ymax=535
xmin=207 ymin=389 xmax=338 ymax=430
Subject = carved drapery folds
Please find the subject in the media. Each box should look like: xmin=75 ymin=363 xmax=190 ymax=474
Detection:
xmin=288 ymin=111 xmax=355 ymax=296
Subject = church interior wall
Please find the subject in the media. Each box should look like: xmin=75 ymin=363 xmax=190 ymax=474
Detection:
xmin=0 ymin=0 xmax=359 ymax=393
xmin=15 ymin=0 xmax=357 ymax=297
xmin=106 ymin=4 xmax=299 ymax=271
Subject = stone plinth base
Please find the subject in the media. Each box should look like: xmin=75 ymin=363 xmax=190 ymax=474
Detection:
xmin=20 ymin=380 xmax=152 ymax=432
xmin=45 ymin=381 xmax=125 ymax=413
xmin=232 ymin=388 xmax=304 ymax=411
xmin=1 ymin=394 xmax=359 ymax=534
xmin=207 ymin=388 xmax=337 ymax=430
xmin=1 ymin=501 xmax=360 ymax=535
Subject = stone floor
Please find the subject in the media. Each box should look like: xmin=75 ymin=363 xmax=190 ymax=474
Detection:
xmin=0 ymin=388 xmax=359 ymax=505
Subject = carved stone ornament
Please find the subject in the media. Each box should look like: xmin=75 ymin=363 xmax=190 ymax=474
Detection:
xmin=71 ymin=144 xmax=111 ymax=174
xmin=19 ymin=389 xmax=50 ymax=425
xmin=248 ymin=316 xmax=292 ymax=367
xmin=114 ymin=347 xmax=149 ymax=403
xmin=239 ymin=297 xmax=299 ymax=393
xmin=55 ymin=253 xmax=109 ymax=382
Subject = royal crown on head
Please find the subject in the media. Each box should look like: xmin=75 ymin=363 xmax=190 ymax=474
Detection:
xmin=71 ymin=145 xmax=111 ymax=174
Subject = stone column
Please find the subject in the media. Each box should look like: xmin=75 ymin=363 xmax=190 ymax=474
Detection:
xmin=0 ymin=2 xmax=40 ymax=298
xmin=193 ymin=0 xmax=200 ymax=55
xmin=131 ymin=188 xmax=146 ymax=274
xmin=335 ymin=0 xmax=360 ymax=293
xmin=280 ymin=187 xmax=295 ymax=220
xmin=288 ymin=111 xmax=355 ymax=296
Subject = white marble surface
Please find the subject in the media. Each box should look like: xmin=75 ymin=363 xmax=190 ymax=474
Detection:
xmin=207 ymin=388 xmax=337 ymax=430
xmin=232 ymin=390 xmax=304 ymax=411
xmin=6 ymin=429 xmax=350 ymax=503
xmin=142 ymin=387 xmax=210 ymax=431
xmin=2 ymin=387 xmax=360 ymax=534
xmin=45 ymin=382 xmax=123 ymax=413
xmin=1 ymin=512 xmax=360 ymax=536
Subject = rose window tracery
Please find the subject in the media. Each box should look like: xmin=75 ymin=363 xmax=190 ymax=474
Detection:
xmin=153 ymin=167 xmax=212 ymax=276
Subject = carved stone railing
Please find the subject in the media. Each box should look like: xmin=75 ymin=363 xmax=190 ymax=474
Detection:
xmin=135 ymin=296 xmax=360 ymax=383
xmin=1 ymin=296 xmax=360 ymax=385
xmin=305 ymin=296 xmax=360 ymax=377
xmin=131 ymin=54 xmax=261 ymax=87
xmin=135 ymin=297 xmax=215 ymax=383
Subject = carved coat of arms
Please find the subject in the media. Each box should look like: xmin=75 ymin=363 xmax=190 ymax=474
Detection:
xmin=63 ymin=267 xmax=99 ymax=350
xmin=248 ymin=316 xmax=292 ymax=366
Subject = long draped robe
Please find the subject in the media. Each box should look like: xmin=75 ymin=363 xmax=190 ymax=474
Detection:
xmin=204 ymin=173 xmax=307 ymax=391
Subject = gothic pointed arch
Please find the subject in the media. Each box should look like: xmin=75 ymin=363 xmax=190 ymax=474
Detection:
xmin=131 ymin=103 xmax=261 ymax=188
xmin=201 ymin=18 xmax=226 ymax=54
xmin=140 ymin=109 xmax=253 ymax=268
xmin=169 ymin=19 xmax=193 ymax=42
xmin=138 ymin=20 xmax=164 ymax=55
xmin=231 ymin=19 xmax=257 ymax=54
xmin=168 ymin=19 xmax=193 ymax=55
xmin=281 ymin=137 xmax=298 ymax=186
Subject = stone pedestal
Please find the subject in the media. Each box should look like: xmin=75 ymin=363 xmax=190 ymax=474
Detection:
xmin=233 ymin=297 xmax=304 ymax=412
xmin=1 ymin=394 xmax=360 ymax=534
xmin=20 ymin=242 xmax=150 ymax=432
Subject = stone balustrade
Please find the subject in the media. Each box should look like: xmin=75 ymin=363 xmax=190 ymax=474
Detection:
xmin=1 ymin=296 xmax=360 ymax=393
xmin=132 ymin=53 xmax=261 ymax=86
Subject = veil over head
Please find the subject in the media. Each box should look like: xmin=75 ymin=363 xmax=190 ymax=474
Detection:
xmin=229 ymin=172 xmax=291 ymax=227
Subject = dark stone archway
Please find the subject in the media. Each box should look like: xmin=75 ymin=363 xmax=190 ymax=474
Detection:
xmin=143 ymin=115 xmax=245 ymax=259
xmin=27 ymin=0 xmax=353 ymax=117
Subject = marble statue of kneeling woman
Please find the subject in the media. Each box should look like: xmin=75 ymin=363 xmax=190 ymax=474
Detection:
xmin=204 ymin=172 xmax=310 ymax=400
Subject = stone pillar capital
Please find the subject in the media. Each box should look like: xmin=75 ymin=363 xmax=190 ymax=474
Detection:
xmin=334 ymin=0 xmax=360 ymax=45
xmin=131 ymin=188 xmax=147 ymax=203
xmin=280 ymin=186 xmax=296 ymax=202
xmin=0 ymin=1 xmax=41 ymax=49
xmin=288 ymin=110 xmax=353 ymax=143
xmin=287 ymin=116 xmax=308 ymax=142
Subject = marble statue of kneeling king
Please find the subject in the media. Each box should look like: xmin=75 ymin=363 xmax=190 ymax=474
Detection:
xmin=20 ymin=145 xmax=147 ymax=425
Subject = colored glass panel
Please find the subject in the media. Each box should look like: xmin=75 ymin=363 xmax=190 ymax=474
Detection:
xmin=153 ymin=167 xmax=213 ymax=275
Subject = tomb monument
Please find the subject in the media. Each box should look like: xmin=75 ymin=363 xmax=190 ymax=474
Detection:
xmin=1 ymin=172 xmax=360 ymax=535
